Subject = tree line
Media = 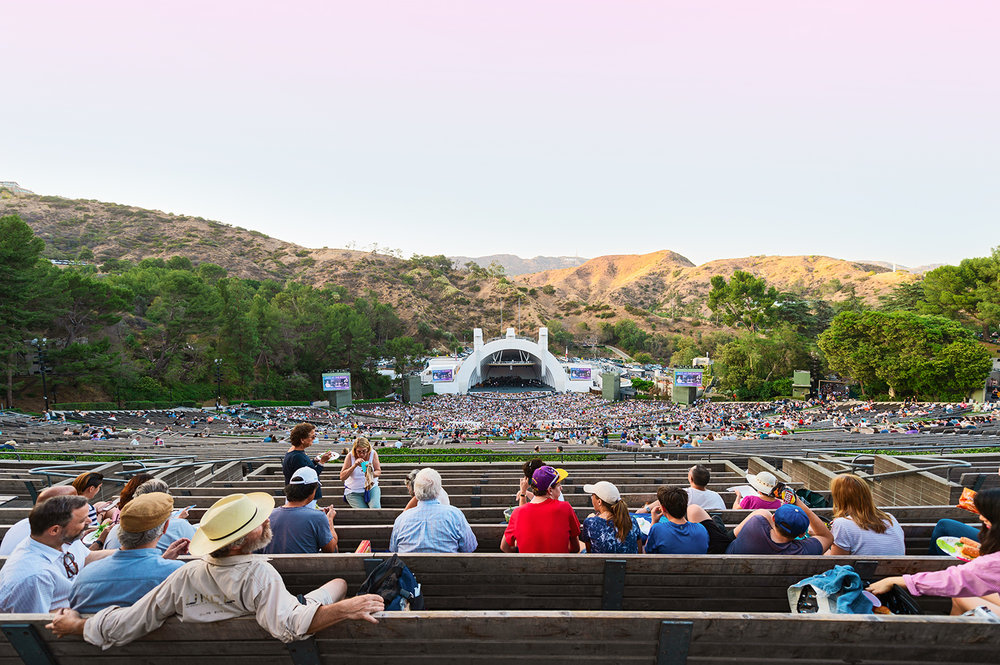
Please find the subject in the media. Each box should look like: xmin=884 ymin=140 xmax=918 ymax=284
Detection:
xmin=1 ymin=215 xmax=425 ymax=408
xmin=595 ymin=252 xmax=998 ymax=401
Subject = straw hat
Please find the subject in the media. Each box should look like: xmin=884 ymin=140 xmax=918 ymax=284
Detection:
xmin=746 ymin=470 xmax=777 ymax=495
xmin=188 ymin=492 xmax=274 ymax=556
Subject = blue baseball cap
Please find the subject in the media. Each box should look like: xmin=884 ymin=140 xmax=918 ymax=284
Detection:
xmin=774 ymin=503 xmax=810 ymax=537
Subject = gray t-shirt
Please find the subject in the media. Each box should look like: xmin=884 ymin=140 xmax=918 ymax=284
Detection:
xmin=685 ymin=487 xmax=726 ymax=511
xmin=830 ymin=514 xmax=905 ymax=555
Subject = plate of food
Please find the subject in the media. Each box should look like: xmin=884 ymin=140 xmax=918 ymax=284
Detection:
xmin=936 ymin=536 xmax=980 ymax=561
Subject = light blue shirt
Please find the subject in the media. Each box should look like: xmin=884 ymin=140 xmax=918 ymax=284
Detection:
xmin=69 ymin=548 xmax=185 ymax=614
xmin=389 ymin=499 xmax=478 ymax=553
xmin=157 ymin=517 xmax=196 ymax=553
xmin=0 ymin=538 xmax=74 ymax=613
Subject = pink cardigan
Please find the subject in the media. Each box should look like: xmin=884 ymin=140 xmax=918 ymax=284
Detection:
xmin=904 ymin=551 xmax=1000 ymax=598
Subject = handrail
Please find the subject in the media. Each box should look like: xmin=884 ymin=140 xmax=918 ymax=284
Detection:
xmin=797 ymin=449 xmax=974 ymax=482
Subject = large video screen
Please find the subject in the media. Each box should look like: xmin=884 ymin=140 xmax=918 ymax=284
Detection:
xmin=673 ymin=370 xmax=703 ymax=388
xmin=322 ymin=372 xmax=351 ymax=391
xmin=569 ymin=367 xmax=592 ymax=381
xmin=431 ymin=368 xmax=454 ymax=383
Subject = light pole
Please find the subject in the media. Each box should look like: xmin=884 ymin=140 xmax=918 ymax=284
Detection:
xmin=30 ymin=338 xmax=49 ymax=414
xmin=214 ymin=358 xmax=223 ymax=409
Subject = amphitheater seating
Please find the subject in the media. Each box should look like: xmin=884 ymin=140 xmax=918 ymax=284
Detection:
xmin=1 ymin=610 xmax=998 ymax=665
xmin=2 ymin=415 xmax=999 ymax=664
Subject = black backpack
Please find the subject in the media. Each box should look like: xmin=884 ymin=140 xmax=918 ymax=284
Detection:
xmin=357 ymin=554 xmax=424 ymax=611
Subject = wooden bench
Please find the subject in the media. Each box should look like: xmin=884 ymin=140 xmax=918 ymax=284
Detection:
xmin=1 ymin=610 xmax=997 ymax=665
xmin=263 ymin=553 xmax=961 ymax=614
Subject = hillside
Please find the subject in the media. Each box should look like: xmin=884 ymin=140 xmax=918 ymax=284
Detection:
xmin=449 ymin=254 xmax=588 ymax=276
xmin=1 ymin=190 xmax=922 ymax=342
xmin=523 ymin=251 xmax=917 ymax=310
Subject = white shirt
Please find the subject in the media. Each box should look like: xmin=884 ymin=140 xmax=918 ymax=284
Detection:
xmin=685 ymin=487 xmax=726 ymax=511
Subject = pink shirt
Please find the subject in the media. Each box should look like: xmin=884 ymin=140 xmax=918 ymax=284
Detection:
xmin=904 ymin=551 xmax=1000 ymax=598
xmin=739 ymin=495 xmax=782 ymax=510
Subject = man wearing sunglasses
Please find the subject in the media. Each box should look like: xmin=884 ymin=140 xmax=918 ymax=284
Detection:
xmin=0 ymin=495 xmax=91 ymax=613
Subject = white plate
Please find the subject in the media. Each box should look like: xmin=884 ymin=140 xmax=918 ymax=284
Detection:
xmin=937 ymin=536 xmax=974 ymax=561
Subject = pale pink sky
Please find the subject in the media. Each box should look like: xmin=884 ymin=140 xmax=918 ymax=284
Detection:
xmin=3 ymin=1 xmax=998 ymax=266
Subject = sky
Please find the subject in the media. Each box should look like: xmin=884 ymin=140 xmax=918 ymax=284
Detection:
xmin=3 ymin=1 xmax=998 ymax=268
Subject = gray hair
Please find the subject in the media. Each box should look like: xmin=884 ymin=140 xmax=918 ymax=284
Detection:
xmin=118 ymin=521 xmax=167 ymax=550
xmin=135 ymin=479 xmax=170 ymax=496
xmin=413 ymin=468 xmax=443 ymax=502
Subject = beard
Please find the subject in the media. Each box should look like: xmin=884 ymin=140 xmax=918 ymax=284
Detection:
xmin=241 ymin=522 xmax=273 ymax=553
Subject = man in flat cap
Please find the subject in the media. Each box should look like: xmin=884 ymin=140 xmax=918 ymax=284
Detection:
xmin=69 ymin=492 xmax=190 ymax=613
xmin=48 ymin=492 xmax=384 ymax=647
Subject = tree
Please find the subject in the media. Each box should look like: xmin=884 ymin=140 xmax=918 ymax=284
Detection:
xmin=818 ymin=310 xmax=992 ymax=399
xmin=707 ymin=271 xmax=779 ymax=333
xmin=715 ymin=325 xmax=812 ymax=398
xmin=0 ymin=215 xmax=47 ymax=407
xmin=878 ymin=281 xmax=924 ymax=313
xmin=48 ymin=270 xmax=129 ymax=347
xmin=920 ymin=250 xmax=1000 ymax=337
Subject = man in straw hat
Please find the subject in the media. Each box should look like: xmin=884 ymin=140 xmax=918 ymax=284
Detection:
xmin=47 ymin=492 xmax=384 ymax=646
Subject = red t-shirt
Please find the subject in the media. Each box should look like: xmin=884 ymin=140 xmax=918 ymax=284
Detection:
xmin=504 ymin=499 xmax=581 ymax=553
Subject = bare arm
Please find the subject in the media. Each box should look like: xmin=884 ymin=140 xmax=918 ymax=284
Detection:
xmin=826 ymin=543 xmax=850 ymax=556
xmin=338 ymin=456 xmax=358 ymax=482
xmin=795 ymin=498 xmax=834 ymax=551
xmin=500 ymin=534 xmax=516 ymax=553
xmin=46 ymin=608 xmax=86 ymax=637
xmin=402 ymin=496 xmax=418 ymax=512
xmin=371 ymin=451 xmax=381 ymax=478
xmin=866 ymin=576 xmax=906 ymax=595
xmin=306 ymin=594 xmax=385 ymax=633
xmin=84 ymin=548 xmax=115 ymax=566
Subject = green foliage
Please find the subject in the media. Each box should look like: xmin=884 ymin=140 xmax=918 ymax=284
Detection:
xmin=818 ymin=310 xmax=993 ymax=399
xmin=239 ymin=400 xmax=313 ymax=407
xmin=919 ymin=249 xmax=1000 ymax=336
xmin=878 ymin=281 xmax=925 ymax=312
xmin=630 ymin=377 xmax=654 ymax=391
xmin=541 ymin=284 xmax=555 ymax=295
xmin=53 ymin=401 xmax=199 ymax=409
xmin=715 ymin=325 xmax=813 ymax=397
xmin=375 ymin=447 xmax=606 ymax=463
xmin=708 ymin=270 xmax=779 ymax=332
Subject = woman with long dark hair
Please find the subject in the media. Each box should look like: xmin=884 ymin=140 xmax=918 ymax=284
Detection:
xmin=868 ymin=488 xmax=1000 ymax=615
xmin=825 ymin=474 xmax=905 ymax=555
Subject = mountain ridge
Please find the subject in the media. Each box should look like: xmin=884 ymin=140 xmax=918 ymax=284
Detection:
xmin=0 ymin=189 xmax=923 ymax=339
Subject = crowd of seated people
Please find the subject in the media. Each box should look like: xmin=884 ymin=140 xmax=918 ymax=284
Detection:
xmin=0 ymin=447 xmax=996 ymax=647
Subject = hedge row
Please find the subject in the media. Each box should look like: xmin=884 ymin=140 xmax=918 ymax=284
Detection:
xmin=352 ymin=398 xmax=392 ymax=404
xmin=239 ymin=400 xmax=313 ymax=407
xmin=53 ymin=401 xmax=198 ymax=411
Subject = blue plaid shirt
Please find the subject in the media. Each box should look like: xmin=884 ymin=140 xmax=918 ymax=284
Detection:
xmin=389 ymin=499 xmax=478 ymax=553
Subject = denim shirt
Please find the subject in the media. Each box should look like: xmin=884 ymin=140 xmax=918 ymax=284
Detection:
xmin=69 ymin=548 xmax=185 ymax=614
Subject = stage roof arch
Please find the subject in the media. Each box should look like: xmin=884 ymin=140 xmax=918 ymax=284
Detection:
xmin=422 ymin=328 xmax=593 ymax=394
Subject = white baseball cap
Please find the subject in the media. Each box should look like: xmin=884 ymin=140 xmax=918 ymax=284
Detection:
xmin=290 ymin=467 xmax=320 ymax=485
xmin=583 ymin=481 xmax=621 ymax=504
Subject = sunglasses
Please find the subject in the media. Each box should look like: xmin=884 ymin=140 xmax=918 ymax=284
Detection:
xmin=62 ymin=551 xmax=79 ymax=579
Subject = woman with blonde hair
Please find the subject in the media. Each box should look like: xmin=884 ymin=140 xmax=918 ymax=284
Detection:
xmin=339 ymin=437 xmax=381 ymax=508
xmin=826 ymin=474 xmax=904 ymax=555
xmin=579 ymin=481 xmax=642 ymax=554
